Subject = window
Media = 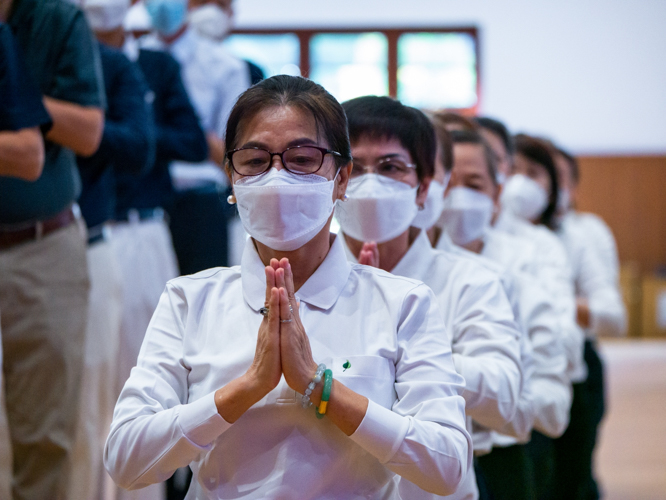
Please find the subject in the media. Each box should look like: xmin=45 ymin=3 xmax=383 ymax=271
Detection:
xmin=225 ymin=27 xmax=480 ymax=112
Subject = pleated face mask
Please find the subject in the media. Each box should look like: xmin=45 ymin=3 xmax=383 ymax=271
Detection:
xmin=412 ymin=175 xmax=449 ymax=230
xmin=500 ymin=173 xmax=549 ymax=222
xmin=335 ymin=174 xmax=419 ymax=243
xmin=233 ymin=168 xmax=337 ymax=252
xmin=440 ymin=186 xmax=494 ymax=246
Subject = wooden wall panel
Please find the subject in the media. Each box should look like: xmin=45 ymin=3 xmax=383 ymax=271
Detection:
xmin=575 ymin=156 xmax=666 ymax=274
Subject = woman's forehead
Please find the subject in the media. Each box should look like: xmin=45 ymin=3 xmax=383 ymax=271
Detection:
xmin=236 ymin=105 xmax=323 ymax=148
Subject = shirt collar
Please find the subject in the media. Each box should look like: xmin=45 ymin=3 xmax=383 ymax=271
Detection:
xmin=391 ymin=230 xmax=435 ymax=280
xmin=241 ymin=235 xmax=352 ymax=312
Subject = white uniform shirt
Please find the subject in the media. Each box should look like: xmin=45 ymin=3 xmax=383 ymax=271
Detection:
xmin=559 ymin=212 xmax=627 ymax=339
xmin=104 ymin=235 xmax=472 ymax=499
xmin=141 ymin=29 xmax=250 ymax=188
xmin=344 ymin=231 xmax=522 ymax=500
xmin=495 ymin=210 xmax=587 ymax=382
xmin=435 ymin=233 xmax=537 ymax=450
xmin=482 ymin=230 xmax=571 ymax=439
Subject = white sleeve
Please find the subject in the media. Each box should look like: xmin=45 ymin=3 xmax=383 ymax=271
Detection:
xmin=450 ymin=271 xmax=523 ymax=431
xmin=576 ymin=229 xmax=627 ymax=338
xmin=104 ymin=284 xmax=232 ymax=490
xmin=534 ymin=235 xmax=586 ymax=381
xmin=516 ymin=274 xmax=572 ymax=438
xmin=349 ymin=284 xmax=472 ymax=497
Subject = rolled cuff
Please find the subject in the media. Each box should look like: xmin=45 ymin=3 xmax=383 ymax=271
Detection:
xmin=177 ymin=391 xmax=231 ymax=448
xmin=349 ymin=399 xmax=410 ymax=464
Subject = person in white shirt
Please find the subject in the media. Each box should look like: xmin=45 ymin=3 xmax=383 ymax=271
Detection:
xmin=104 ymin=75 xmax=472 ymax=499
xmin=335 ymin=96 xmax=522 ymax=500
xmin=438 ymin=129 xmax=572 ymax=500
xmin=547 ymin=145 xmax=626 ymax=500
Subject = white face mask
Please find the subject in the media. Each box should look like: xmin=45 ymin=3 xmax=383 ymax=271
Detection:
xmin=440 ymin=186 xmax=494 ymax=246
xmin=188 ymin=3 xmax=232 ymax=41
xmin=500 ymin=174 xmax=549 ymax=222
xmin=335 ymin=174 xmax=419 ymax=243
xmin=233 ymin=168 xmax=337 ymax=252
xmin=83 ymin=0 xmax=130 ymax=31
xmin=411 ymin=175 xmax=449 ymax=229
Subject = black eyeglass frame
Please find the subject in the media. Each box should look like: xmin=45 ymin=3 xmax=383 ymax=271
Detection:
xmin=226 ymin=145 xmax=344 ymax=177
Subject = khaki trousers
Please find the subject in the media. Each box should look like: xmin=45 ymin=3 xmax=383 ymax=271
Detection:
xmin=69 ymin=238 xmax=123 ymax=500
xmin=0 ymin=221 xmax=89 ymax=500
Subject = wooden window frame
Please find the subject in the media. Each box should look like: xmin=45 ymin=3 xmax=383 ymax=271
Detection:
xmin=230 ymin=26 xmax=481 ymax=112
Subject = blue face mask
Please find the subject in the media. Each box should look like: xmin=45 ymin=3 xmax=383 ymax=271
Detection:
xmin=145 ymin=0 xmax=187 ymax=37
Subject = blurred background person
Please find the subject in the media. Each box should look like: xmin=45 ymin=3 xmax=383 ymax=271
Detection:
xmin=337 ymin=96 xmax=523 ymax=500
xmin=547 ymin=144 xmax=626 ymax=500
xmin=141 ymin=0 xmax=251 ymax=274
xmin=440 ymin=129 xmax=571 ymax=500
xmin=0 ymin=20 xmax=51 ymax=500
xmin=66 ymin=1 xmax=157 ymax=499
xmin=0 ymin=0 xmax=105 ymax=497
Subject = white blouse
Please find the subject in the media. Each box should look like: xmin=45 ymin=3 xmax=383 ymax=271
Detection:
xmin=104 ymin=235 xmax=472 ymax=499
xmin=494 ymin=210 xmax=587 ymax=382
xmin=481 ymin=230 xmax=572 ymax=440
xmin=559 ymin=212 xmax=627 ymax=339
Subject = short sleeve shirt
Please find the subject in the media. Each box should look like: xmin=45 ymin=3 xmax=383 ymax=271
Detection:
xmin=0 ymin=0 xmax=106 ymax=224
xmin=0 ymin=23 xmax=51 ymax=132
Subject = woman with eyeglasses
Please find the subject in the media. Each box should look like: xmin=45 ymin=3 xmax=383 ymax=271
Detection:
xmin=104 ymin=75 xmax=471 ymax=499
xmin=335 ymin=96 xmax=523 ymax=500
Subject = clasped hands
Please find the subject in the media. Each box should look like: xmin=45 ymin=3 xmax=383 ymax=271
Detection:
xmin=246 ymin=257 xmax=319 ymax=399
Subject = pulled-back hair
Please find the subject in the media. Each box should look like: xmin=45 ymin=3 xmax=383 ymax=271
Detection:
xmin=449 ymin=129 xmax=499 ymax=186
xmin=474 ymin=116 xmax=514 ymax=155
xmin=514 ymin=134 xmax=560 ymax=229
xmin=557 ymin=147 xmax=580 ymax=185
xmin=225 ymin=75 xmax=352 ymax=172
xmin=343 ymin=96 xmax=435 ymax=181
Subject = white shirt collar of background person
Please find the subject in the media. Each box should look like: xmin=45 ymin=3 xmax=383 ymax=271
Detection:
xmin=241 ymin=233 xmax=352 ymax=312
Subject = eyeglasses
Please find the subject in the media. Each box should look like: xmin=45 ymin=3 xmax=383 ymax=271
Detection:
xmin=351 ymin=158 xmax=417 ymax=182
xmin=227 ymin=146 xmax=343 ymax=177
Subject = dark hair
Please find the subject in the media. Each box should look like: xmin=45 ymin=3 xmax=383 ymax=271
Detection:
xmin=474 ymin=116 xmax=514 ymax=155
xmin=557 ymin=147 xmax=580 ymax=185
xmin=514 ymin=134 xmax=559 ymax=229
xmin=428 ymin=113 xmax=454 ymax=173
xmin=432 ymin=111 xmax=478 ymax=133
xmin=224 ymin=75 xmax=352 ymax=173
xmin=342 ymin=96 xmax=435 ymax=181
xmin=449 ymin=129 xmax=499 ymax=187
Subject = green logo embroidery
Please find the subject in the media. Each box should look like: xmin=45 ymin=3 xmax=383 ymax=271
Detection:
xmin=343 ymin=360 xmax=351 ymax=371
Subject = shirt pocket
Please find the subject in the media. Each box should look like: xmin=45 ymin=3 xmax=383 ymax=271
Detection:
xmin=330 ymin=355 xmax=397 ymax=410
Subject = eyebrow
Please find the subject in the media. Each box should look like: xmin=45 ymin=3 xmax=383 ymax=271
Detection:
xmin=239 ymin=137 xmax=320 ymax=150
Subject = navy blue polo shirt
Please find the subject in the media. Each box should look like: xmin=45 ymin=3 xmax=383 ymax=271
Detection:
xmin=0 ymin=0 xmax=105 ymax=224
xmin=77 ymin=43 xmax=155 ymax=229
xmin=0 ymin=23 xmax=51 ymax=133
xmin=115 ymin=48 xmax=207 ymax=215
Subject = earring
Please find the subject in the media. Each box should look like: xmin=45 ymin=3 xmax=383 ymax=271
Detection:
xmin=342 ymin=194 xmax=349 ymax=202
xmin=227 ymin=194 xmax=237 ymax=205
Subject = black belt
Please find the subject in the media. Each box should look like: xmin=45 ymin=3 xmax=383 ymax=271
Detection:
xmin=0 ymin=205 xmax=77 ymax=250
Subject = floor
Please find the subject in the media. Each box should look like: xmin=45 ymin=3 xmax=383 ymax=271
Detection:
xmin=595 ymin=339 xmax=666 ymax=500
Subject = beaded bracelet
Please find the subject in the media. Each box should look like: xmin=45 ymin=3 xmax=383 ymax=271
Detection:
xmin=301 ymin=363 xmax=326 ymax=408
xmin=316 ymin=369 xmax=333 ymax=419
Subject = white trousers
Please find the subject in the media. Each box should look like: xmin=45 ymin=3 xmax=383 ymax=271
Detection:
xmin=69 ymin=238 xmax=123 ymax=500
xmin=111 ymin=218 xmax=178 ymax=500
